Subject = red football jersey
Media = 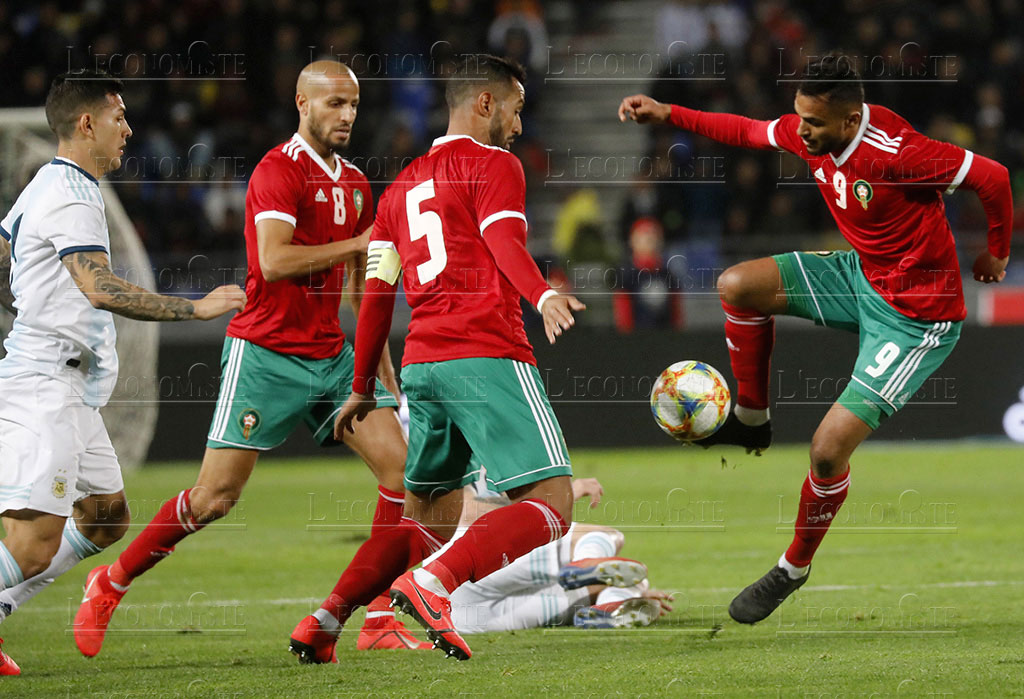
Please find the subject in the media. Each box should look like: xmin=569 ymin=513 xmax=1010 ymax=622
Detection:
xmin=227 ymin=133 xmax=373 ymax=358
xmin=371 ymin=135 xmax=536 ymax=366
xmin=767 ymin=104 xmax=971 ymax=321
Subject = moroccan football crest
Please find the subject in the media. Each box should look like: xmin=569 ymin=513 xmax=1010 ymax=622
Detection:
xmin=239 ymin=409 xmax=262 ymax=440
xmin=853 ymin=179 xmax=873 ymax=210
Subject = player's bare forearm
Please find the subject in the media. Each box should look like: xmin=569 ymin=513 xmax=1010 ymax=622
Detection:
xmin=64 ymin=251 xmax=196 ymax=320
xmin=377 ymin=340 xmax=399 ymax=398
xmin=0 ymin=238 xmax=16 ymax=314
xmin=62 ymin=251 xmax=246 ymax=321
xmin=259 ymin=219 xmax=369 ymax=283
xmin=345 ymin=252 xmax=367 ymax=316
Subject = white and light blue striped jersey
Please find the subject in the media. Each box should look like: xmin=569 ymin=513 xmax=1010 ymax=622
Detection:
xmin=0 ymin=157 xmax=117 ymax=407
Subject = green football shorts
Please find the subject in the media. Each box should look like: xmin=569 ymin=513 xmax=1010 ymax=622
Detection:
xmin=206 ymin=337 xmax=398 ymax=450
xmin=400 ymin=357 xmax=573 ymax=494
xmin=774 ymin=250 xmax=961 ymax=429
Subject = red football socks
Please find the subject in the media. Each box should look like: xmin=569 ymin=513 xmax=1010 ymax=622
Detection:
xmin=372 ymin=486 xmax=404 ymax=535
xmin=366 ymin=486 xmax=405 ymax=613
xmin=785 ymin=468 xmax=851 ymax=567
xmin=722 ymin=301 xmax=774 ymax=413
xmin=109 ymin=489 xmax=205 ymax=587
xmin=425 ymin=499 xmax=568 ymax=593
xmin=320 ymin=517 xmax=446 ymax=624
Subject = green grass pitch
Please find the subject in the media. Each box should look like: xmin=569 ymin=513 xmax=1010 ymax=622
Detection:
xmin=2 ymin=444 xmax=1023 ymax=697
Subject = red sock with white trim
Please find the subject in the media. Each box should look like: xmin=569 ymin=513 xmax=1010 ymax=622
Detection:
xmin=781 ymin=468 xmax=851 ymax=578
xmin=722 ymin=300 xmax=774 ymax=425
xmin=320 ymin=517 xmax=446 ymax=626
xmin=366 ymin=486 xmax=405 ymax=617
xmin=423 ymin=499 xmax=568 ymax=594
xmin=109 ymin=489 xmax=206 ymax=587
xmin=371 ymin=486 xmax=404 ymax=535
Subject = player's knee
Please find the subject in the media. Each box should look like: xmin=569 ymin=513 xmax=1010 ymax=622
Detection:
xmin=188 ymin=487 xmax=241 ymax=523
xmin=808 ymin=439 xmax=847 ymax=479
xmin=72 ymin=495 xmax=131 ymax=548
xmin=717 ymin=265 xmax=749 ymax=307
xmin=606 ymin=527 xmax=625 ymax=553
xmin=91 ymin=500 xmax=132 ymax=547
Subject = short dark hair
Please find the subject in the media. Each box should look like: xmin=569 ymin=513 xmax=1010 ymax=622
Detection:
xmin=445 ymin=54 xmax=526 ymax=110
xmin=796 ymin=52 xmax=864 ymax=107
xmin=45 ymin=70 xmax=125 ymax=140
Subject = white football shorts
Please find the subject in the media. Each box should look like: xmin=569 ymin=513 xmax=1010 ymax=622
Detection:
xmin=0 ymin=369 xmax=123 ymax=517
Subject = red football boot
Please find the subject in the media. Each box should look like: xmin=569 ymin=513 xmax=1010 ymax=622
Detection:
xmin=357 ymin=615 xmax=432 ymax=650
xmin=288 ymin=614 xmax=339 ymax=664
xmin=0 ymin=638 xmax=21 ymax=676
xmin=389 ymin=572 xmax=471 ymax=660
xmin=73 ymin=566 xmax=127 ymax=657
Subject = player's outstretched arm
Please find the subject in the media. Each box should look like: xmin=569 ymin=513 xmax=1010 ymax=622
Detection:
xmin=0 ymin=237 xmax=15 ymax=314
xmin=62 ymin=250 xmax=246 ymax=321
xmin=619 ymin=94 xmax=777 ymax=151
xmin=257 ymin=218 xmax=369 ymax=283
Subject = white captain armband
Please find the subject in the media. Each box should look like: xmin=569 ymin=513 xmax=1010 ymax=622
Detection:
xmin=365 ymin=240 xmax=402 ymax=285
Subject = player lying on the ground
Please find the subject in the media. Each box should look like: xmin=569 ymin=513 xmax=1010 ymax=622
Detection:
xmin=416 ymin=477 xmax=672 ymax=637
xmin=288 ymin=54 xmax=586 ymax=663
xmin=358 ymin=476 xmax=671 ymax=647
xmin=74 ymin=61 xmax=422 ymax=657
xmin=0 ymin=71 xmax=246 ymax=675
xmin=618 ymin=52 xmax=1012 ymax=624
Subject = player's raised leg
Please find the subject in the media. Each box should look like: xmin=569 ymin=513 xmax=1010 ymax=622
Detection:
xmin=695 ymin=257 xmax=786 ymax=453
xmin=74 ymin=447 xmax=258 ymax=656
xmin=729 ymin=402 xmax=868 ymax=623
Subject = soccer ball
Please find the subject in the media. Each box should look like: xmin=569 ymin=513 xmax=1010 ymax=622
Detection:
xmin=650 ymin=360 xmax=731 ymax=441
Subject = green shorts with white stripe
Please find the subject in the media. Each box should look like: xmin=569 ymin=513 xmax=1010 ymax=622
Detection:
xmin=774 ymin=250 xmax=962 ymax=429
xmin=206 ymin=336 xmax=398 ymax=451
xmin=400 ymin=357 xmax=572 ymax=494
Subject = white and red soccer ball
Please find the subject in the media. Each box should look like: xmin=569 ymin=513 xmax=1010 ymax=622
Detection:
xmin=650 ymin=360 xmax=731 ymax=442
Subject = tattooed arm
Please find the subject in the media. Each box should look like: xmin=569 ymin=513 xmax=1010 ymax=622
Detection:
xmin=62 ymin=250 xmax=246 ymax=321
xmin=0 ymin=237 xmax=15 ymax=315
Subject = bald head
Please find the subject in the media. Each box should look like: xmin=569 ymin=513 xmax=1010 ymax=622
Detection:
xmin=297 ymin=60 xmax=358 ymax=97
xmin=295 ymin=61 xmax=360 ymax=154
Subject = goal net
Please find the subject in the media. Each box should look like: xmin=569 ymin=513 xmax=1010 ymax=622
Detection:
xmin=0 ymin=107 xmax=158 ymax=470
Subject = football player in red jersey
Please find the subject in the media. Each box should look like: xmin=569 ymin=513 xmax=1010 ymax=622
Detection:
xmin=75 ymin=61 xmax=424 ymax=658
xmin=619 ymin=52 xmax=1012 ymax=622
xmin=287 ymin=54 xmax=586 ymax=661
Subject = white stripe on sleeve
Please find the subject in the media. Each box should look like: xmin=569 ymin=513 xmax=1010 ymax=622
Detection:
xmin=254 ymin=210 xmax=297 ymax=226
xmin=944 ymin=150 xmax=974 ymax=194
xmin=479 ymin=210 xmax=527 ymax=234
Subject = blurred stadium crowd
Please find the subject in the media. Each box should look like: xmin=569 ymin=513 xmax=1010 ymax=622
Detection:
xmin=2 ymin=0 xmax=1021 ymax=326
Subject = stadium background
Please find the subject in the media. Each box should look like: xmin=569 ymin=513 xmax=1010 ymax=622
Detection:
xmin=2 ymin=0 xmax=1023 ymax=460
